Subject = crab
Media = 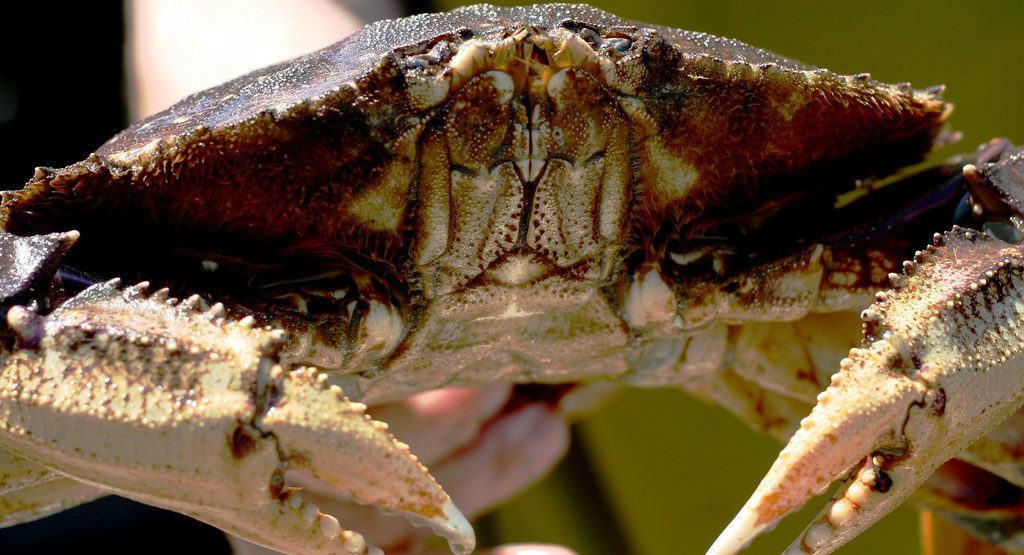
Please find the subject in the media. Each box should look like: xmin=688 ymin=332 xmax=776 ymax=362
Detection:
xmin=3 ymin=2 xmax=1024 ymax=554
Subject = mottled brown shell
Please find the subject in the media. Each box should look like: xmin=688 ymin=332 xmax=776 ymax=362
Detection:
xmin=0 ymin=3 xmax=948 ymax=275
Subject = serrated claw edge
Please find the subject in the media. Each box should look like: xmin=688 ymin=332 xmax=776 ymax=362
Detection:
xmin=710 ymin=228 xmax=1024 ymax=554
xmin=260 ymin=366 xmax=475 ymax=554
xmin=0 ymin=281 xmax=473 ymax=554
xmin=707 ymin=345 xmax=924 ymax=555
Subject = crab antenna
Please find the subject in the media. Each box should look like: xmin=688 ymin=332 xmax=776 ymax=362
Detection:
xmin=707 ymin=340 xmax=925 ymax=555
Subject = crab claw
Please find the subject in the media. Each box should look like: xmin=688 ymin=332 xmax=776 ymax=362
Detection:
xmin=259 ymin=366 xmax=474 ymax=553
xmin=0 ymin=279 xmax=474 ymax=554
xmin=710 ymin=227 xmax=1024 ymax=554
xmin=708 ymin=334 xmax=940 ymax=554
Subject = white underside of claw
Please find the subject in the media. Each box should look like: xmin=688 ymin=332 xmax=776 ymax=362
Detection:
xmin=706 ymin=505 xmax=771 ymax=555
xmin=374 ymin=497 xmax=474 ymax=555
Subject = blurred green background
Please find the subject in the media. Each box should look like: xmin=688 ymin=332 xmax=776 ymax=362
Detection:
xmin=433 ymin=1 xmax=1024 ymax=554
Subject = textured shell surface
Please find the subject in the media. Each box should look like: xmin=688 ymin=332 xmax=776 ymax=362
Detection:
xmin=1 ymin=3 xmax=950 ymax=412
xmin=2 ymin=3 xmax=941 ymax=253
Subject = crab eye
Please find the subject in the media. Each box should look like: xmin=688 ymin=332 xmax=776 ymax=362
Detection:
xmin=601 ymin=37 xmax=632 ymax=52
xmin=403 ymin=41 xmax=454 ymax=70
xmin=428 ymin=40 xmax=454 ymax=63
xmin=405 ymin=55 xmax=437 ymax=70
xmin=573 ymin=26 xmax=603 ymax=48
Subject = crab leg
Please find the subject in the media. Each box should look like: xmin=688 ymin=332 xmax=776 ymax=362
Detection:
xmin=708 ymin=226 xmax=1024 ymax=554
xmin=0 ymin=280 xmax=473 ymax=554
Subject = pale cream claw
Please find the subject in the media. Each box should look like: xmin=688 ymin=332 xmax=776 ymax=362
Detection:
xmin=707 ymin=346 xmax=925 ymax=555
xmin=710 ymin=228 xmax=1024 ymax=554
xmin=0 ymin=280 xmax=473 ymax=554
xmin=260 ymin=366 xmax=475 ymax=554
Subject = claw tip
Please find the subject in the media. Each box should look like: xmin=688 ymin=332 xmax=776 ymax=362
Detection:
xmin=439 ymin=498 xmax=476 ymax=555
xmin=707 ymin=504 xmax=770 ymax=555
